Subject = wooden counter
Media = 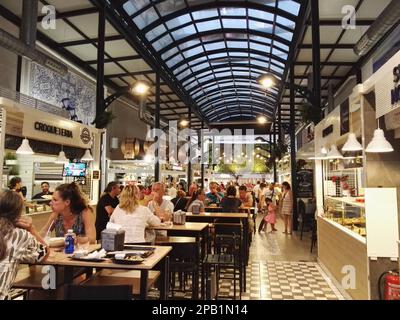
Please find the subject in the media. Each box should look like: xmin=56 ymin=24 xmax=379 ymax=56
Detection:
xmin=318 ymin=216 xmax=369 ymax=300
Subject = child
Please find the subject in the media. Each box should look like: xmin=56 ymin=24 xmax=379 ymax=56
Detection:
xmin=263 ymin=198 xmax=278 ymax=233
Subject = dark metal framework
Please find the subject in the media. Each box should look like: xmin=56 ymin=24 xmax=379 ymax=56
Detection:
xmin=111 ymin=0 xmax=303 ymax=123
xmin=0 ymin=0 xmax=388 ymax=130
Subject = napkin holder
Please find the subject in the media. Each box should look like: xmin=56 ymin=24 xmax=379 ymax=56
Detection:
xmin=173 ymin=210 xmax=186 ymax=225
xmin=101 ymin=228 xmax=125 ymax=251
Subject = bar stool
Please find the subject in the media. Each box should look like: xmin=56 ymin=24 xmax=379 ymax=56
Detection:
xmin=156 ymin=236 xmax=200 ymax=299
xmin=203 ymin=223 xmax=243 ymax=299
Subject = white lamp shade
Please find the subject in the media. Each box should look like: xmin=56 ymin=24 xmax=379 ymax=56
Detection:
xmin=81 ymin=149 xmax=94 ymax=161
xmin=55 ymin=151 xmax=69 ymax=164
xmin=366 ymin=129 xmax=394 ymax=153
xmin=326 ymin=144 xmax=343 ymax=159
xmin=342 ymin=133 xmax=363 ymax=151
xmin=16 ymin=138 xmax=34 ymax=154
xmin=321 ymin=146 xmax=328 ymax=154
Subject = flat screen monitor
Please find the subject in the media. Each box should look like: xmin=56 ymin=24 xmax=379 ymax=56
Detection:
xmin=62 ymin=163 xmax=86 ymax=177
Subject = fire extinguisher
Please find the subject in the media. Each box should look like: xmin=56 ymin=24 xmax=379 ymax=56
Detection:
xmin=378 ymin=270 xmax=400 ymax=300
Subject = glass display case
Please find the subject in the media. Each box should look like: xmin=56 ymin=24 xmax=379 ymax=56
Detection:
xmin=24 ymin=199 xmax=52 ymax=215
xmin=324 ymin=196 xmax=366 ymax=237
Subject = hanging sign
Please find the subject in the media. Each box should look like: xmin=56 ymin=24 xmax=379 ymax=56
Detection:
xmin=340 ymin=99 xmax=350 ymax=135
xmin=322 ymin=124 xmax=333 ymax=137
xmin=391 ymin=65 xmax=400 ymax=105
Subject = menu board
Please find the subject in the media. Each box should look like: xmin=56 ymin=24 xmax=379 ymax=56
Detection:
xmin=297 ymin=169 xmax=314 ymax=198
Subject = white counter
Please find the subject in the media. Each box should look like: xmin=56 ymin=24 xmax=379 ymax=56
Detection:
xmin=319 ymin=215 xmax=366 ymax=244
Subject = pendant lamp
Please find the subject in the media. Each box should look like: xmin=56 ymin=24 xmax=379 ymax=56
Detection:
xmin=326 ymin=144 xmax=343 ymax=159
xmin=55 ymin=150 xmax=69 ymax=164
xmin=342 ymin=133 xmax=363 ymax=152
xmin=366 ymin=128 xmax=394 ymax=153
xmin=16 ymin=138 xmax=34 ymax=155
xmin=81 ymin=149 xmax=94 ymax=161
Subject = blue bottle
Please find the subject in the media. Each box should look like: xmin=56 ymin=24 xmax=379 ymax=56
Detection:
xmin=64 ymin=229 xmax=75 ymax=254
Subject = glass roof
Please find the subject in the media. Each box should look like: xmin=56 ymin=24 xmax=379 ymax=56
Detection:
xmin=121 ymin=0 xmax=302 ymax=122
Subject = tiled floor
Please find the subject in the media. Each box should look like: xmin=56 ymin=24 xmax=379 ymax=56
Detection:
xmin=168 ymin=216 xmax=345 ymax=300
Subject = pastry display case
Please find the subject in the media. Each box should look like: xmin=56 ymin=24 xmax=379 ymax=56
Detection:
xmin=324 ymin=196 xmax=366 ymax=237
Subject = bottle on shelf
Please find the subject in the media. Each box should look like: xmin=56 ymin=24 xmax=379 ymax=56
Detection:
xmin=64 ymin=229 xmax=75 ymax=254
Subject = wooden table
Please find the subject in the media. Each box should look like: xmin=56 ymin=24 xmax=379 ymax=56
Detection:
xmin=24 ymin=244 xmax=172 ymax=300
xmin=152 ymin=222 xmax=209 ymax=260
xmin=186 ymin=212 xmax=250 ymax=263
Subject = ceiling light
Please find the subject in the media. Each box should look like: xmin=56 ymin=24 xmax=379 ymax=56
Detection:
xmin=342 ymin=133 xmax=363 ymax=151
xmin=131 ymin=81 xmax=150 ymax=95
xmin=257 ymin=116 xmax=267 ymax=124
xmin=55 ymin=150 xmax=69 ymax=164
xmin=366 ymin=128 xmax=394 ymax=153
xmin=326 ymin=144 xmax=343 ymax=159
xmin=16 ymin=138 xmax=34 ymax=155
xmin=257 ymin=74 xmax=278 ymax=89
xmin=179 ymin=119 xmax=189 ymax=127
xmin=81 ymin=149 xmax=94 ymax=161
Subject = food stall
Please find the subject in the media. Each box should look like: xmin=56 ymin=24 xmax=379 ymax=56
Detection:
xmin=314 ymin=49 xmax=400 ymax=299
xmin=0 ymin=97 xmax=102 ymax=229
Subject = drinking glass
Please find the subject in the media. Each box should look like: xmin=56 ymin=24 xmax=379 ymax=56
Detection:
xmin=76 ymin=236 xmax=90 ymax=250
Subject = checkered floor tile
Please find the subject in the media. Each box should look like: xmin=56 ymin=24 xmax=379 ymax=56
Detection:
xmin=159 ymin=260 xmax=344 ymax=300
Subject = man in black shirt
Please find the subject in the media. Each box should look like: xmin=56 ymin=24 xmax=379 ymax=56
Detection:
xmin=32 ymin=182 xmax=53 ymax=204
xmin=95 ymin=181 xmax=120 ymax=240
xmin=171 ymin=190 xmax=188 ymax=211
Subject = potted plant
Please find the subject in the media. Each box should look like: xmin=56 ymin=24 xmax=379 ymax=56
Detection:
xmin=4 ymin=152 xmax=18 ymax=165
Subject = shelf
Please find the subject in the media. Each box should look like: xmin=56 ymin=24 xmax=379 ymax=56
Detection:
xmin=329 ymin=168 xmax=363 ymax=172
xmin=325 ymin=196 xmax=365 ymax=208
xmin=319 ymin=216 xmax=366 ymax=244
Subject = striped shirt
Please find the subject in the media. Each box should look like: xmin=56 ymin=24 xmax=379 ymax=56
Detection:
xmin=0 ymin=228 xmax=47 ymax=300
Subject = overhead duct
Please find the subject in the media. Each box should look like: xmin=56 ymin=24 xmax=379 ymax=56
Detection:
xmin=354 ymin=0 xmax=400 ymax=56
xmin=0 ymin=0 xmax=68 ymax=76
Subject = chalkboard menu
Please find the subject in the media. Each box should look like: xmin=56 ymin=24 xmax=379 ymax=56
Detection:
xmin=297 ymin=169 xmax=313 ymax=198
xmin=340 ymin=99 xmax=350 ymax=136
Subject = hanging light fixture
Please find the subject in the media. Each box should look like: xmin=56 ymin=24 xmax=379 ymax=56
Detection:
xmin=342 ymin=133 xmax=363 ymax=151
xmin=16 ymin=138 xmax=34 ymax=154
xmin=326 ymin=144 xmax=343 ymax=159
xmin=81 ymin=149 xmax=94 ymax=161
xmin=257 ymin=73 xmax=278 ymax=89
xmin=366 ymin=127 xmax=394 ymax=153
xmin=55 ymin=149 xmax=69 ymax=164
xmin=257 ymin=116 xmax=267 ymax=124
xmin=131 ymin=80 xmax=150 ymax=95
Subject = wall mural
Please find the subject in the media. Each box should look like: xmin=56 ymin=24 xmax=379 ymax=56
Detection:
xmin=29 ymin=62 xmax=96 ymax=125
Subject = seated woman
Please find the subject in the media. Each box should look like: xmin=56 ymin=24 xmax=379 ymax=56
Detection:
xmin=171 ymin=190 xmax=188 ymax=212
xmin=0 ymin=191 xmax=48 ymax=300
xmin=220 ymin=185 xmax=242 ymax=213
xmin=41 ymin=183 xmax=96 ymax=244
xmin=186 ymin=189 xmax=206 ymax=213
xmin=110 ymin=185 xmax=161 ymax=243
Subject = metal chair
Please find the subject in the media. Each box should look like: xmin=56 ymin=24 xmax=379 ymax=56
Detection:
xmin=156 ymin=236 xmax=200 ymax=299
xmin=310 ymin=218 xmax=318 ymax=253
xmin=203 ymin=222 xmax=243 ymax=299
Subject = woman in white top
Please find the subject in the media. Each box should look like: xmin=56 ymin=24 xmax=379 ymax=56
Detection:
xmin=186 ymin=188 xmax=206 ymax=213
xmin=110 ymin=185 xmax=161 ymax=243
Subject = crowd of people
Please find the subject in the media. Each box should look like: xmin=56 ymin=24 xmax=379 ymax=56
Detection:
xmin=0 ymin=177 xmax=295 ymax=300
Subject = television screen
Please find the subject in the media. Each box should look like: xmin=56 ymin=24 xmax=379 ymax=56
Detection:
xmin=62 ymin=163 xmax=86 ymax=177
